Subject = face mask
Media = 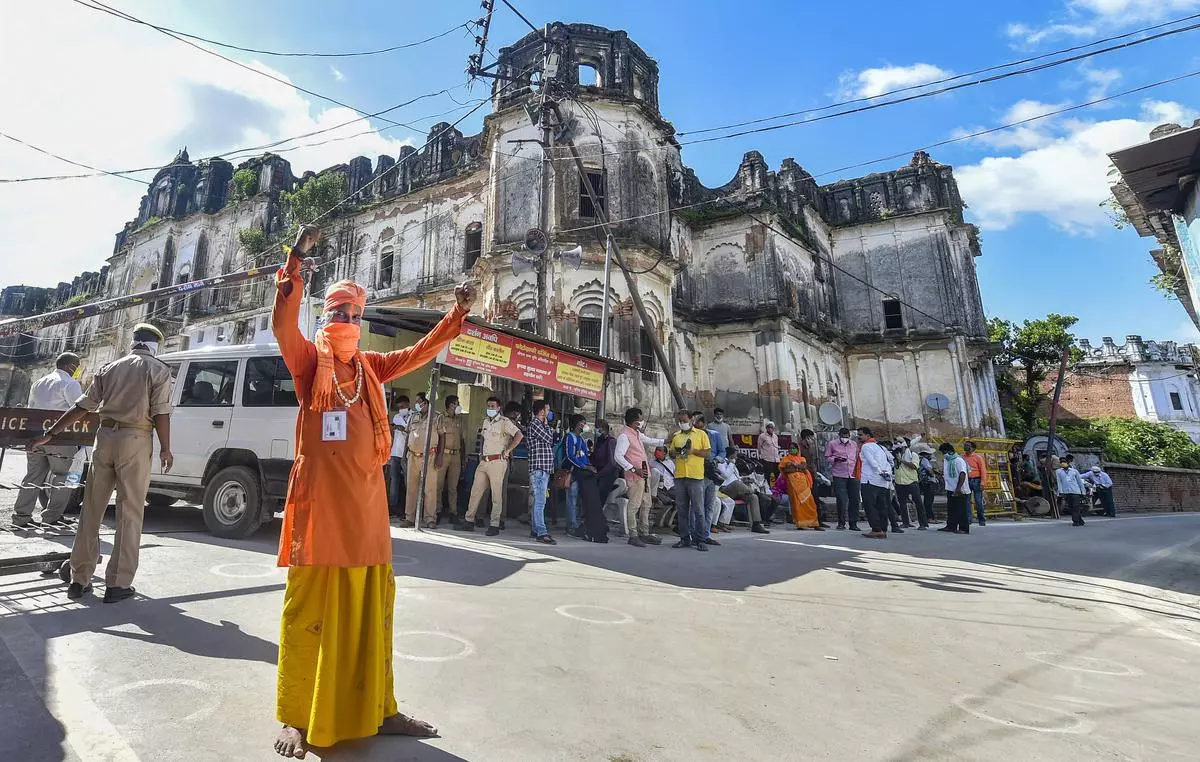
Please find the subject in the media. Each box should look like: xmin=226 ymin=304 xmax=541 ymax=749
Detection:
xmin=789 ymin=449 xmax=799 ymax=456
xmin=715 ymin=415 xmax=724 ymax=422
xmin=486 ymin=408 xmax=500 ymax=418
xmin=70 ymin=367 xmax=82 ymax=380
xmin=320 ymin=323 xmax=360 ymax=362
xmin=449 ymin=404 xmax=459 ymax=414
xmin=635 ymin=420 xmax=646 ymax=430
xmin=398 ymin=406 xmax=408 ymax=412
xmin=546 ymin=411 xmax=555 ymax=422
xmin=415 ymin=403 xmax=424 ymax=413
xmin=136 ymin=341 xmax=159 ymax=355
xmin=582 ymin=424 xmax=592 ymax=435
xmin=840 ymin=436 xmax=850 ymax=443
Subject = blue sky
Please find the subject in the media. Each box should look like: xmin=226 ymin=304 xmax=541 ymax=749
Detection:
xmin=4 ymin=0 xmax=1200 ymax=343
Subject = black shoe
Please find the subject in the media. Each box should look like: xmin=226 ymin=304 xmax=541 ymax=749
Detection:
xmin=892 ymin=528 xmax=905 ymax=534
xmin=66 ymin=582 xmax=92 ymax=599
xmin=937 ymin=527 xmax=956 ymax=532
xmin=537 ymin=534 xmax=557 ymax=545
xmin=486 ymin=526 xmax=500 ymax=536
xmin=642 ymin=534 xmax=662 ymax=545
xmin=695 ymin=541 xmax=709 ymax=551
xmin=849 ymin=525 xmax=860 ymax=532
xmin=103 ymin=586 xmax=135 ymax=603
xmin=978 ymin=521 xmax=987 ymax=527
xmin=751 ymin=523 xmax=770 ymax=534
xmin=672 ymin=540 xmax=691 ymax=548
xmin=703 ymin=538 xmax=720 ymax=546
xmin=836 ymin=524 xmax=846 ymax=531
xmin=454 ymin=522 xmax=475 ymax=532
xmin=902 ymin=523 xmax=913 ymax=528
xmin=628 ymin=536 xmax=646 ymax=547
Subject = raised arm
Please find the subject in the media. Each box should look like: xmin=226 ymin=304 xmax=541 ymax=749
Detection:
xmin=273 ymin=227 xmax=321 ymax=378
xmin=369 ymin=283 xmax=477 ymax=383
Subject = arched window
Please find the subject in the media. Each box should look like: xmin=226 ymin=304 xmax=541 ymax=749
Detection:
xmin=378 ymin=245 xmax=395 ymax=288
xmin=464 ymin=222 xmax=483 ymax=270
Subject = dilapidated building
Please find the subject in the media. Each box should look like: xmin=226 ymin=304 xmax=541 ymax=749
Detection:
xmin=5 ymin=22 xmax=1002 ymax=439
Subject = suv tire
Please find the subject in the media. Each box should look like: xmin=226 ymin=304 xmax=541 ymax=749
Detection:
xmin=202 ymin=465 xmax=264 ymax=538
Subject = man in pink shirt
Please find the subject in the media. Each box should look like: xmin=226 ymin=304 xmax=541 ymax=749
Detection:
xmin=823 ymin=427 xmax=860 ymax=530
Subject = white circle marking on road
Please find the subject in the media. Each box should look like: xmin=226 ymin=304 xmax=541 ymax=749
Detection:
xmin=391 ymin=554 xmax=419 ymax=566
xmin=393 ymin=631 xmax=476 ymax=662
xmin=554 ymin=604 xmax=634 ymax=625
xmin=953 ymin=695 xmax=1095 ymax=734
xmin=1026 ymin=652 xmax=1144 ymax=677
xmin=106 ymin=679 xmax=219 ymax=724
xmin=208 ymin=562 xmax=283 ymax=579
xmin=679 ymin=590 xmax=744 ymax=607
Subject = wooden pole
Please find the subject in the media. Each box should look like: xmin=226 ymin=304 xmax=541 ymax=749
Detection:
xmin=1045 ymin=346 xmax=1070 ymax=519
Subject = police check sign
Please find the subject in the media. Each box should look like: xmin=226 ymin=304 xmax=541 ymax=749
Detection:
xmin=0 ymin=408 xmax=100 ymax=447
xmin=439 ymin=324 xmax=608 ymax=400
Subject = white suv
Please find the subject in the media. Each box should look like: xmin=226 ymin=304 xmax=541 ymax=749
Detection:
xmin=150 ymin=343 xmax=297 ymax=538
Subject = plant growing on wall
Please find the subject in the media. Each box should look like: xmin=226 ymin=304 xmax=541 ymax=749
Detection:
xmin=237 ymin=227 xmax=266 ymax=258
xmin=989 ymin=313 xmax=1081 ymax=438
xmin=282 ymin=172 xmax=347 ymax=236
xmin=1150 ymin=244 xmax=1185 ymax=299
xmin=231 ymin=168 xmax=259 ymax=201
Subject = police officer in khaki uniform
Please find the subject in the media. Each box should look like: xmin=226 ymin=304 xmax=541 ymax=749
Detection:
xmin=404 ymin=393 xmax=444 ymax=528
xmin=32 ymin=323 xmax=173 ymax=603
xmin=438 ymin=394 xmax=466 ymax=523
xmin=457 ymin=396 xmax=523 ymax=536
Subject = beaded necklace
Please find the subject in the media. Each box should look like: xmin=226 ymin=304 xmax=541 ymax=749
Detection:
xmin=333 ymin=356 xmax=364 ymax=406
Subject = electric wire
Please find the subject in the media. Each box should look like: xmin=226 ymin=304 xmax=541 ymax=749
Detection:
xmin=679 ymin=11 xmax=1200 ymax=137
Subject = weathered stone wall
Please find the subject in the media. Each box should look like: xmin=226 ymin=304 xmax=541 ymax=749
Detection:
xmin=1107 ymin=462 xmax=1200 ymax=511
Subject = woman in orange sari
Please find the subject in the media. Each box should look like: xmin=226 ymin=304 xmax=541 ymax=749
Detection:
xmin=779 ymin=444 xmax=821 ymax=529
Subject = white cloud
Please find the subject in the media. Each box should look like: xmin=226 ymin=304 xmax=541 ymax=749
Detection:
xmin=1081 ymin=66 xmax=1121 ymax=100
xmin=1006 ymin=21 xmax=1096 ymax=46
xmin=330 ymin=65 xmax=345 ymax=82
xmin=1171 ymin=318 xmax=1200 ymax=343
xmin=0 ymin=4 xmax=417 ymax=288
xmin=951 ymin=100 xmax=1068 ymax=151
xmin=1007 ymin=0 xmax=1200 ymax=46
xmin=955 ymin=100 xmax=1199 ymax=232
xmin=839 ymin=63 xmax=952 ymax=99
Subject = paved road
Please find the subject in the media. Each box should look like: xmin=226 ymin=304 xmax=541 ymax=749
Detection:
xmin=2 ymin=448 xmax=1199 ymax=761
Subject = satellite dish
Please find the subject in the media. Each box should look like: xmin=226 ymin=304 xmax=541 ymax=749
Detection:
xmin=555 ymin=245 xmax=582 ymax=270
xmin=512 ymin=252 xmax=540 ymax=277
xmin=524 ymin=228 xmax=548 ymax=254
xmin=817 ymin=402 xmax=843 ymax=426
xmin=925 ymin=393 xmax=951 ymax=412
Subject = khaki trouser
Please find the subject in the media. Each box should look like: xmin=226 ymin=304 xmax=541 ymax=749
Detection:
xmin=441 ymin=452 xmax=462 ymax=517
xmin=722 ymin=480 xmax=763 ymax=523
xmin=466 ymin=457 xmax=509 ymax=527
xmin=13 ymin=445 xmax=77 ymax=523
xmin=405 ymin=453 xmax=443 ymax=524
xmin=70 ymin=428 xmax=152 ymax=588
xmin=625 ymin=475 xmax=652 ymax=537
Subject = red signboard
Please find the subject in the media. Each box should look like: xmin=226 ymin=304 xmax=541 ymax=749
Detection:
xmin=439 ymin=324 xmax=608 ymax=400
xmin=0 ymin=408 xmax=100 ymax=447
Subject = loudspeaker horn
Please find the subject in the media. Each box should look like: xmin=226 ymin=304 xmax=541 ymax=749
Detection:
xmin=555 ymin=245 xmax=583 ymax=270
xmin=512 ymin=252 xmax=540 ymax=277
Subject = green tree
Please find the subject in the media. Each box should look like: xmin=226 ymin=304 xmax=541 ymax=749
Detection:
xmin=989 ymin=313 xmax=1081 ymax=437
xmin=282 ymin=172 xmax=347 ymax=235
xmin=1059 ymin=417 xmax=1200 ymax=468
xmin=231 ymin=168 xmax=259 ymax=201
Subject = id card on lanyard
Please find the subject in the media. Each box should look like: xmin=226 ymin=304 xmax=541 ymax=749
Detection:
xmin=322 ymin=409 xmax=348 ymax=442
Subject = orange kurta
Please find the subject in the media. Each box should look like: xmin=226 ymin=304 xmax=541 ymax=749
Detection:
xmin=780 ymin=453 xmax=820 ymax=529
xmin=273 ymin=258 xmax=467 ymax=567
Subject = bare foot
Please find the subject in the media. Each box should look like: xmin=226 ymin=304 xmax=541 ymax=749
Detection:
xmin=274 ymin=725 xmax=307 ymax=758
xmin=379 ymin=712 xmax=438 ymax=737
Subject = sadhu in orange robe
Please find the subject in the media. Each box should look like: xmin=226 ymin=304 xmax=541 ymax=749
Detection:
xmin=779 ymin=450 xmax=821 ymax=529
xmin=273 ymin=255 xmax=466 ymax=748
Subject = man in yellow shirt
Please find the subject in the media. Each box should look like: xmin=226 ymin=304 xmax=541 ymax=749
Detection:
xmin=668 ymin=409 xmax=711 ymax=551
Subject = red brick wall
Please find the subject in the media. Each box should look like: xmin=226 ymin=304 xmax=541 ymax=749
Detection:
xmin=1107 ymin=463 xmax=1200 ymax=511
xmin=1037 ymin=366 xmax=1136 ymax=420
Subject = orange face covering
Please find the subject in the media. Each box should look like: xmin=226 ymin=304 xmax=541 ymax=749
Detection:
xmin=310 ymin=281 xmax=392 ymax=467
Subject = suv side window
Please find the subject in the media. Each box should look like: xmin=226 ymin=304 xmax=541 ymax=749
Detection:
xmin=242 ymin=356 xmax=298 ymax=407
xmin=179 ymin=360 xmax=238 ymax=407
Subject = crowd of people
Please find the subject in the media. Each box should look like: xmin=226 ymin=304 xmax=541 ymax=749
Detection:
xmin=378 ymin=397 xmax=1070 ymax=546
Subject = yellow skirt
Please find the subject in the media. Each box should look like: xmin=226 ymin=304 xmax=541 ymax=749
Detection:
xmin=276 ymin=564 xmax=398 ymax=748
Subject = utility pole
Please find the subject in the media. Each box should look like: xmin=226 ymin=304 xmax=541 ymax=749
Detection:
xmin=549 ymin=101 xmax=687 ymax=411
xmin=1045 ymin=345 xmax=1070 ymax=519
xmin=595 ymin=233 xmax=615 ymax=423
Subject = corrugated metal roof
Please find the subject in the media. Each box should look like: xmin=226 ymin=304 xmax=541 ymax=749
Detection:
xmin=362 ymin=306 xmax=650 ymax=375
xmin=1109 ymin=124 xmax=1200 ymax=214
